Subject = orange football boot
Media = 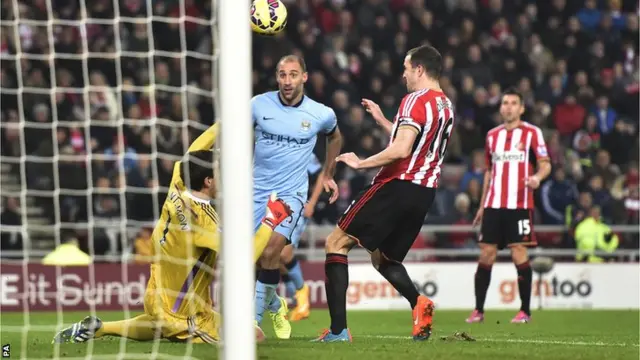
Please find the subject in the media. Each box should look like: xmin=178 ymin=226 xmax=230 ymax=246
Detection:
xmin=412 ymin=295 xmax=434 ymax=341
xmin=289 ymin=284 xmax=311 ymax=321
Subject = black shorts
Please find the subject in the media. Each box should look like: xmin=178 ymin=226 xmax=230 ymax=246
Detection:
xmin=337 ymin=179 xmax=436 ymax=262
xmin=480 ymin=208 xmax=537 ymax=250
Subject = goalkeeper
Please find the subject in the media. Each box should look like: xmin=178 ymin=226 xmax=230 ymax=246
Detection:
xmin=53 ymin=123 xmax=292 ymax=344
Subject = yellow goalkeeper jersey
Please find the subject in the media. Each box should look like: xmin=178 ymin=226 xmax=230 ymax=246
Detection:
xmin=146 ymin=124 xmax=220 ymax=317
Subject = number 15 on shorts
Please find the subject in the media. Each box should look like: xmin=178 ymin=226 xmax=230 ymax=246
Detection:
xmin=517 ymin=219 xmax=531 ymax=236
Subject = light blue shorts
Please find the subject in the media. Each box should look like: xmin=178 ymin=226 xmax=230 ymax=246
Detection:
xmin=253 ymin=193 xmax=305 ymax=247
xmin=289 ymin=215 xmax=308 ymax=248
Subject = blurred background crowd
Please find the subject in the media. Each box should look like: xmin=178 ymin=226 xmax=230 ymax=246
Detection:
xmin=1 ymin=0 xmax=639 ymax=260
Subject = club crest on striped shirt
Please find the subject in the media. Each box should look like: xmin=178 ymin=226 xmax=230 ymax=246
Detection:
xmin=436 ymin=97 xmax=452 ymax=111
xmin=301 ymin=120 xmax=311 ymax=132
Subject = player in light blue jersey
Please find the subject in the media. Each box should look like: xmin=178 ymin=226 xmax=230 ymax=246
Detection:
xmin=252 ymin=55 xmax=343 ymax=339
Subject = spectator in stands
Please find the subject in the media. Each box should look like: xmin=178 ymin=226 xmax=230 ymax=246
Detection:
xmin=0 ymin=111 xmax=21 ymax=158
xmin=42 ymin=231 xmax=92 ymax=266
xmin=569 ymin=120 xmax=599 ymax=180
xmin=603 ymin=120 xmax=637 ymax=167
xmin=540 ymin=167 xmax=579 ymax=225
xmin=591 ymin=149 xmax=620 ymax=188
xmin=89 ymin=71 xmax=118 ymax=120
xmin=586 ymin=174 xmax=613 ymax=220
xmin=133 ymin=227 xmax=152 ymax=264
xmin=0 ymin=197 xmax=23 ymax=259
xmin=624 ymin=186 xmax=640 ymax=224
xmin=591 ymin=95 xmax=618 ymax=135
xmin=447 ymin=193 xmax=476 ymax=249
xmin=546 ymin=131 xmax=566 ymax=168
xmin=427 ymin=175 xmax=458 ymax=224
xmin=93 ymin=177 xmax=121 ymax=221
xmin=2 ymin=0 xmax=638 ymax=257
xmin=459 ymin=150 xmax=485 ymax=191
xmin=574 ymin=205 xmax=619 ymax=263
xmin=466 ymin=178 xmax=483 ymax=216
xmin=566 ymin=191 xmax=593 ymax=236
xmin=553 ymin=94 xmax=585 ymax=137
xmin=103 ymin=135 xmax=138 ymax=174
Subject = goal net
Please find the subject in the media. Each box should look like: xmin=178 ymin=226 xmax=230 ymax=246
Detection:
xmin=0 ymin=0 xmax=252 ymax=359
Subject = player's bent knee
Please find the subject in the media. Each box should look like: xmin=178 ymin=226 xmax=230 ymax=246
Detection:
xmin=259 ymin=247 xmax=281 ymax=268
xmin=263 ymin=233 xmax=287 ymax=257
xmin=324 ymin=228 xmax=341 ymax=252
xmin=260 ymin=245 xmax=281 ymax=264
xmin=370 ymin=250 xmax=383 ymax=270
xmin=478 ymin=243 xmax=497 ymax=265
xmin=325 ymin=227 xmax=354 ymax=254
xmin=510 ymin=245 xmax=529 ymax=264
xmin=260 ymin=233 xmax=288 ymax=268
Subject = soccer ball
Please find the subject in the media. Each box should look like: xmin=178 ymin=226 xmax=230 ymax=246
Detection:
xmin=250 ymin=0 xmax=288 ymax=36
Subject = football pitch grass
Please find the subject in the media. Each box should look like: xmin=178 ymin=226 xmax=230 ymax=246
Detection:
xmin=1 ymin=310 xmax=638 ymax=359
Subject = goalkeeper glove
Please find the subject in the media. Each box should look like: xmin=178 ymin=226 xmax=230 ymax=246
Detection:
xmin=262 ymin=192 xmax=293 ymax=230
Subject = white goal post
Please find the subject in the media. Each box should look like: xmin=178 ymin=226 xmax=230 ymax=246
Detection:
xmin=219 ymin=0 xmax=255 ymax=359
xmin=0 ymin=0 xmax=255 ymax=358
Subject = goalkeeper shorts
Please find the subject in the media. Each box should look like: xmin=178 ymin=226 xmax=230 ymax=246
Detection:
xmin=142 ymin=303 xmax=220 ymax=344
xmin=161 ymin=310 xmax=220 ymax=344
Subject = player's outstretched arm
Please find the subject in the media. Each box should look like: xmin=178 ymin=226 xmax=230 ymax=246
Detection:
xmin=322 ymin=127 xmax=343 ymax=203
xmin=361 ymin=98 xmax=392 ymax=134
xmin=337 ymin=126 xmax=417 ymax=170
xmin=168 ymin=123 xmax=220 ymax=188
xmin=187 ymin=122 xmax=220 ymax=153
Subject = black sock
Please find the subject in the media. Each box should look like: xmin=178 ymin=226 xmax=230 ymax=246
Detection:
xmin=281 ymin=273 xmax=291 ymax=283
xmin=325 ymin=253 xmax=348 ymax=334
xmin=474 ymin=263 xmax=492 ymax=313
xmin=377 ymin=261 xmax=420 ymax=309
xmin=516 ymin=261 xmax=532 ymax=316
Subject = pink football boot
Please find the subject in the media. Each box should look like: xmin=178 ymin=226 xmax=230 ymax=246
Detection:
xmin=510 ymin=311 xmax=531 ymax=323
xmin=465 ymin=309 xmax=484 ymax=323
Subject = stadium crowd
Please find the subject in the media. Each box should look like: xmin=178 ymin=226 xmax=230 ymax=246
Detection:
xmin=1 ymin=0 xmax=639 ymax=258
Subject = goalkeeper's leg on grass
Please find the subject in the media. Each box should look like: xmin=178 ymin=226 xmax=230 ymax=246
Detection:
xmin=53 ymin=313 xmax=267 ymax=345
xmin=52 ymin=315 xmax=156 ymax=344
xmin=53 ymin=313 xmax=223 ymax=345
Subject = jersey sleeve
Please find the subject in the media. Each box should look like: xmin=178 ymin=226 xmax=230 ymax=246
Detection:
xmin=531 ymin=127 xmax=549 ymax=161
xmin=322 ymin=106 xmax=338 ymax=135
xmin=170 ymin=162 xmax=185 ymax=192
xmin=397 ymin=94 xmax=426 ymax=132
xmin=187 ymin=123 xmax=219 ymax=153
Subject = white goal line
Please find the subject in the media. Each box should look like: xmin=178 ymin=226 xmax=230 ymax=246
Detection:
xmin=360 ymin=335 xmax=640 ymax=348
xmin=5 ymin=333 xmax=635 ymax=354
xmin=5 ymin=355 xmax=200 ymax=360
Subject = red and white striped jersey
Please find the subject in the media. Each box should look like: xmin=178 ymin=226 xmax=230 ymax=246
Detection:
xmin=373 ymin=89 xmax=455 ymax=188
xmin=483 ymin=122 xmax=549 ymax=210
